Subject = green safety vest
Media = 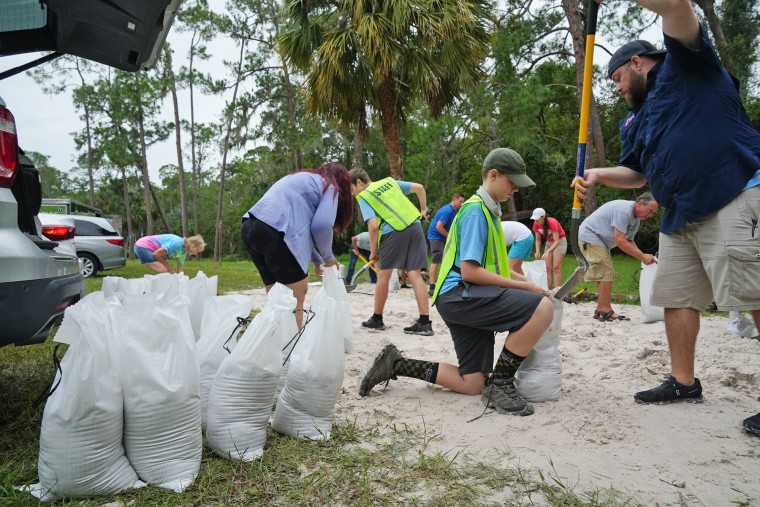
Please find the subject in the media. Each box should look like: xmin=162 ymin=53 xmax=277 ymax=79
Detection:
xmin=358 ymin=177 xmax=421 ymax=232
xmin=431 ymin=194 xmax=510 ymax=305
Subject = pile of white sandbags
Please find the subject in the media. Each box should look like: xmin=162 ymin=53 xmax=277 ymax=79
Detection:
xmin=30 ymin=272 xmax=252 ymax=500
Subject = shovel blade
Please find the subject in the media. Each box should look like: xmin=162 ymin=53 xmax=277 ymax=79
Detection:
xmin=554 ymin=265 xmax=587 ymax=301
xmin=345 ymin=284 xmax=357 ymax=293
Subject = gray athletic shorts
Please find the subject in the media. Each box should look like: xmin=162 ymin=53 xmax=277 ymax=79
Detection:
xmin=378 ymin=222 xmax=428 ymax=271
xmin=435 ymin=283 xmax=544 ymax=375
xmin=651 ymin=186 xmax=760 ymax=312
xmin=429 ymin=239 xmax=445 ymax=263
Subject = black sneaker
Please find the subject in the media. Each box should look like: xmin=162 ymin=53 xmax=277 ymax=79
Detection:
xmin=362 ymin=316 xmax=386 ymax=330
xmin=403 ymin=319 xmax=433 ymax=336
xmin=358 ymin=341 xmax=403 ymax=397
xmin=743 ymin=413 xmax=760 ymax=436
xmin=634 ymin=376 xmax=704 ymax=404
xmin=481 ymin=377 xmax=534 ymax=416
xmin=400 ymin=284 xmax=410 ymax=289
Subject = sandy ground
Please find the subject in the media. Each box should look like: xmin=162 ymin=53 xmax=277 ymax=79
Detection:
xmin=242 ymin=282 xmax=760 ymax=506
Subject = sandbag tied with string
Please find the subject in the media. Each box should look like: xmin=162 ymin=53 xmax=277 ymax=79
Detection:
xmin=30 ymin=292 xmax=143 ymax=501
xmin=320 ymin=264 xmax=354 ymax=353
xmin=272 ymin=269 xmax=346 ymax=441
xmin=197 ymin=295 xmax=257 ymax=429
xmin=206 ymin=283 xmax=297 ymax=461
xmin=108 ymin=294 xmax=202 ymax=493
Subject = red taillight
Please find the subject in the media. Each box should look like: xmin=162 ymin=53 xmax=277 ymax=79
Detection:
xmin=0 ymin=104 xmax=19 ymax=188
xmin=107 ymin=238 xmax=124 ymax=247
xmin=42 ymin=225 xmax=76 ymax=241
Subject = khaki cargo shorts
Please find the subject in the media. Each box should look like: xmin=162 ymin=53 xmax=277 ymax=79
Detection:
xmin=579 ymin=240 xmax=614 ymax=282
xmin=651 ymin=186 xmax=760 ymax=312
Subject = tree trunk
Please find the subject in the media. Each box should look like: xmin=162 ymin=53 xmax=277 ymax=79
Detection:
xmin=134 ymin=74 xmax=154 ymax=235
xmin=378 ymin=71 xmax=404 ymax=179
xmin=120 ymin=165 xmax=134 ymax=258
xmin=353 ymin=106 xmax=366 ymax=169
xmin=694 ymin=0 xmax=736 ymax=73
xmin=75 ymin=58 xmax=96 ymax=208
xmin=150 ymin=183 xmax=171 ymax=232
xmin=214 ymin=39 xmax=246 ymax=262
xmin=165 ymin=46 xmax=190 ymax=237
xmin=189 ymin=32 xmax=201 ymax=236
xmin=281 ymin=59 xmax=303 ymax=171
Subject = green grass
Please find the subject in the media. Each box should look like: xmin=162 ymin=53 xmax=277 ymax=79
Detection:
xmin=560 ymin=254 xmax=644 ymax=301
xmin=1 ymin=254 xmax=656 ymax=506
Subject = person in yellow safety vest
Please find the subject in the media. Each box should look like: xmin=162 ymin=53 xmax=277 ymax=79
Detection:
xmin=348 ymin=168 xmax=433 ymax=335
xmin=357 ymin=148 xmax=554 ymax=417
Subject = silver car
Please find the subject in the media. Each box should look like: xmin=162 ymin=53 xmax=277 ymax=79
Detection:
xmin=39 ymin=213 xmax=127 ymax=278
xmin=1 ymin=0 xmax=183 ymax=346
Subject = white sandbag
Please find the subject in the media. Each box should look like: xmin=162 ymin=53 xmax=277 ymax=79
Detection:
xmin=32 ymin=293 xmax=143 ymax=501
xmin=275 ymin=300 xmax=299 ymax=407
xmin=389 ymin=269 xmax=401 ymax=292
xmin=639 ymin=262 xmax=664 ymax=324
xmin=109 ymin=295 xmax=202 ymax=492
xmin=180 ymin=271 xmax=219 ymax=340
xmin=514 ymin=297 xmax=563 ymax=402
xmin=523 ymin=260 xmax=549 ymax=290
xmin=147 ymin=272 xmax=184 ymax=300
xmin=101 ymin=276 xmax=150 ymax=298
xmin=321 ymin=265 xmax=354 ymax=353
xmin=197 ymin=295 xmax=257 ymax=428
xmin=100 ymin=276 xmax=123 ymax=298
xmin=271 ymin=289 xmax=345 ymax=440
xmin=206 ymin=284 xmax=296 ymax=461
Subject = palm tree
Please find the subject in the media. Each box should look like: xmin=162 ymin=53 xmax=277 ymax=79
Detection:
xmin=279 ymin=0 xmax=492 ymax=178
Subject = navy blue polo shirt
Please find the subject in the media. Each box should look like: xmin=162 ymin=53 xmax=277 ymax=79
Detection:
xmin=618 ymin=27 xmax=760 ymax=233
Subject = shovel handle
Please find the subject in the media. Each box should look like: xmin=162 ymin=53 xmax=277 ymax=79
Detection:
xmin=354 ymin=249 xmax=379 ymax=273
xmin=573 ymin=0 xmax=599 ymax=211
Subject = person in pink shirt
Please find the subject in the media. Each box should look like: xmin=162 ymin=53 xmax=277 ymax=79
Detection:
xmin=531 ymin=208 xmax=567 ymax=289
xmin=134 ymin=234 xmax=206 ymax=274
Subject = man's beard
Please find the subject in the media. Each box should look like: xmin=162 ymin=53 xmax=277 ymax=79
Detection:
xmin=626 ymin=71 xmax=647 ymax=110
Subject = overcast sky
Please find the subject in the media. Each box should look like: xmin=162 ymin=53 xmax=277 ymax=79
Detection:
xmin=0 ymin=13 xmax=659 ymax=187
xmin=0 ymin=25 xmax=238 ymax=184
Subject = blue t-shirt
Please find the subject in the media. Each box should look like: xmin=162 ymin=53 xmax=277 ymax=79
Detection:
xmin=427 ymin=203 xmax=457 ymax=241
xmin=358 ymin=180 xmax=418 ymax=234
xmin=160 ymin=236 xmax=187 ymax=265
xmin=618 ymin=27 xmax=760 ymax=233
xmin=438 ymin=202 xmax=494 ymax=295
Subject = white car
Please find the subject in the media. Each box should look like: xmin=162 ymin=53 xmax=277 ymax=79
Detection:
xmin=39 ymin=213 xmax=126 ymax=278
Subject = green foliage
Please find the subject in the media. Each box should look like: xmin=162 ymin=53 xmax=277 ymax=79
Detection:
xmin=29 ymin=0 xmax=760 ymax=259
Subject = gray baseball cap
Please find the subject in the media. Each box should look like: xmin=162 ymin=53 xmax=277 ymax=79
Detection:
xmin=482 ymin=148 xmax=535 ymax=189
xmin=607 ymin=40 xmax=666 ymax=78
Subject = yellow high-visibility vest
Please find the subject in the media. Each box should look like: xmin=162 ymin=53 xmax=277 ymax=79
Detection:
xmin=432 ymin=194 xmax=509 ymax=304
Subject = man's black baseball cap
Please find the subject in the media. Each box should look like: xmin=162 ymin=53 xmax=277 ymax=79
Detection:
xmin=607 ymin=40 xmax=667 ymax=78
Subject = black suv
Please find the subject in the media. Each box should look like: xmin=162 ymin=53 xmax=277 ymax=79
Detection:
xmin=0 ymin=0 xmax=183 ymax=347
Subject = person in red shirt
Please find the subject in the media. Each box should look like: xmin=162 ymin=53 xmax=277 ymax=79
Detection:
xmin=531 ymin=208 xmax=567 ymax=289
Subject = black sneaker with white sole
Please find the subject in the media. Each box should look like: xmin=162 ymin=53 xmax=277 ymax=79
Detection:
xmin=403 ymin=319 xmax=433 ymax=336
xmin=743 ymin=412 xmax=760 ymax=436
xmin=634 ymin=376 xmax=703 ymax=404
xmin=481 ymin=377 xmax=534 ymax=416
xmin=362 ymin=316 xmax=386 ymax=330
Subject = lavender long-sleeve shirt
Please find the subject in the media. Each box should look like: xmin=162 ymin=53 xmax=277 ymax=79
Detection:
xmin=244 ymin=172 xmax=337 ymax=272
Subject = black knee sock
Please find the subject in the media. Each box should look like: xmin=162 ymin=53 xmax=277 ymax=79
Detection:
xmin=492 ymin=346 xmax=526 ymax=383
xmin=393 ymin=358 xmax=439 ymax=384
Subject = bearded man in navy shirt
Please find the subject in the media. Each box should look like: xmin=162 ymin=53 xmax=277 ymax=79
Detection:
xmin=573 ymin=0 xmax=760 ymax=437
